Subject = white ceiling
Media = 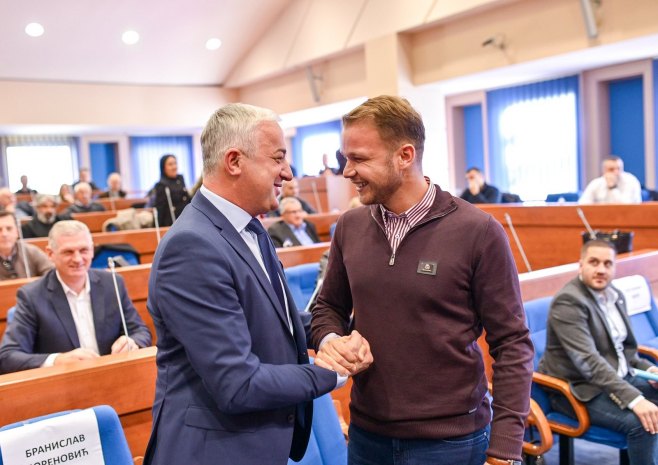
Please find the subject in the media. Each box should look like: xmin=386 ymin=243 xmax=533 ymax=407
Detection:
xmin=0 ymin=0 xmax=291 ymax=86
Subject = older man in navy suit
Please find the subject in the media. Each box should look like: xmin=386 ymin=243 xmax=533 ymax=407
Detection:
xmin=143 ymin=103 xmax=372 ymax=465
xmin=0 ymin=220 xmax=151 ymax=374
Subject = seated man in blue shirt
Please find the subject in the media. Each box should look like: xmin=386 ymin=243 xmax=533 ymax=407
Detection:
xmin=267 ymin=197 xmax=320 ymax=247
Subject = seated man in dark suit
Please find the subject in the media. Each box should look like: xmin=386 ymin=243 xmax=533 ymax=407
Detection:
xmin=267 ymin=178 xmax=316 ymax=217
xmin=61 ymin=182 xmax=106 ymax=219
xmin=0 ymin=220 xmax=152 ymax=374
xmin=268 ymin=197 xmax=321 ymax=247
xmin=0 ymin=211 xmax=53 ymax=281
xmin=21 ymin=194 xmax=61 ymax=239
xmin=539 ymin=239 xmax=658 ymax=464
xmin=460 ymin=167 xmax=501 ymax=204
xmin=72 ymin=167 xmax=99 ymax=191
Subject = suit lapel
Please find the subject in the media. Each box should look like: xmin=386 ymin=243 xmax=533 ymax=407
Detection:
xmin=47 ymin=273 xmax=80 ymax=348
xmin=191 ymin=194 xmax=293 ymax=334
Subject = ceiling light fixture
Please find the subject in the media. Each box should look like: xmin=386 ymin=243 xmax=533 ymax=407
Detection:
xmin=205 ymin=38 xmax=222 ymax=50
xmin=25 ymin=22 xmax=44 ymax=37
xmin=122 ymin=30 xmax=140 ymax=45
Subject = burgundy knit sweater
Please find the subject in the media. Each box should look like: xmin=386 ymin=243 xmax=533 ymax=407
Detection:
xmin=311 ymin=186 xmax=534 ymax=461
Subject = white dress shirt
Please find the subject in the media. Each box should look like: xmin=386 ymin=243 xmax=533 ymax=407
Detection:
xmin=579 ymin=171 xmax=642 ymax=204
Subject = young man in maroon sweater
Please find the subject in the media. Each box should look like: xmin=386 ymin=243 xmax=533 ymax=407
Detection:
xmin=311 ymin=95 xmax=534 ymax=465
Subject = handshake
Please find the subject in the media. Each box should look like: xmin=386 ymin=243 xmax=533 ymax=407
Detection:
xmin=314 ymin=330 xmax=374 ymax=376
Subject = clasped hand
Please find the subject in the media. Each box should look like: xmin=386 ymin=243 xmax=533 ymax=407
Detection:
xmin=314 ymin=330 xmax=373 ymax=376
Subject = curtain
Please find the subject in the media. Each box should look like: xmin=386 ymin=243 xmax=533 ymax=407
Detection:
xmin=129 ymin=136 xmax=194 ymax=193
xmin=486 ymin=76 xmax=580 ymax=201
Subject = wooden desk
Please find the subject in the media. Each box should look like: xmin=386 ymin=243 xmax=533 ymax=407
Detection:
xmin=25 ymin=228 xmax=167 ymax=264
xmin=479 ymin=203 xmax=658 ymax=272
xmin=297 ymin=176 xmax=357 ymax=213
xmin=0 ymin=347 xmax=157 ymax=457
xmin=71 ymin=209 xmax=149 ymax=233
xmin=278 ymin=242 xmax=331 ymax=268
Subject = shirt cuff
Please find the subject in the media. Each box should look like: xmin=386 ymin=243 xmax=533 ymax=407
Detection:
xmin=628 ymin=395 xmax=645 ymax=410
xmin=319 ymin=332 xmax=340 ymax=350
xmin=335 ymin=372 xmax=348 ymax=389
xmin=42 ymin=353 xmax=59 ymax=368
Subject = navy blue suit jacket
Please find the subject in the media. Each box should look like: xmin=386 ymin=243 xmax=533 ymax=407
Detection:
xmin=0 ymin=269 xmax=152 ymax=374
xmin=143 ymin=192 xmax=336 ymax=465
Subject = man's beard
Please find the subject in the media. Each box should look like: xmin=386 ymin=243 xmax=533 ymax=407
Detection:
xmin=37 ymin=212 xmax=56 ymax=224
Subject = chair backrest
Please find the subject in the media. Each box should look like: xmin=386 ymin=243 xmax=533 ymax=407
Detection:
xmin=6 ymin=306 xmax=16 ymax=324
xmin=545 ymin=192 xmax=580 ymax=202
xmin=612 ymin=275 xmax=658 ymax=347
xmin=92 ymin=243 xmax=141 ymax=269
xmin=501 ymin=192 xmax=522 ymax=203
xmin=523 ymin=296 xmax=554 ymax=369
xmin=0 ymin=405 xmax=133 ymax=465
xmin=284 ymin=263 xmax=320 ymax=311
xmin=289 ymin=393 xmax=347 ymax=465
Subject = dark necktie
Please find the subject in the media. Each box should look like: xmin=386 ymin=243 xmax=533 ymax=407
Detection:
xmin=246 ymin=218 xmax=286 ymax=310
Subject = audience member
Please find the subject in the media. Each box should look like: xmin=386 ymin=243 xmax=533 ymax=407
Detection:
xmin=318 ymin=153 xmax=336 ymax=177
xmin=72 ymin=167 xmax=99 ymax=191
xmin=539 ymin=239 xmax=658 ymax=464
xmin=21 ymin=194 xmax=60 ymax=239
xmin=0 ymin=211 xmax=52 ymax=281
xmin=311 ymin=95 xmax=533 ymax=465
xmin=15 ymin=175 xmax=37 ymax=195
xmin=149 ymin=154 xmax=190 ymax=227
xmin=0 ymin=220 xmax=152 ymax=374
xmin=579 ymin=155 xmax=642 ymax=204
xmin=335 ymin=149 xmax=347 ymax=175
xmin=267 ymin=178 xmax=316 ymax=216
xmin=0 ymin=187 xmax=33 ymax=218
xmin=61 ymin=182 xmax=106 ymax=219
xmin=460 ymin=167 xmax=502 ymax=204
xmin=58 ymin=183 xmax=74 ymax=204
xmin=267 ymin=197 xmax=321 ymax=247
xmin=98 ymin=172 xmax=127 ymax=199
xmin=142 ymin=103 xmax=357 ymax=465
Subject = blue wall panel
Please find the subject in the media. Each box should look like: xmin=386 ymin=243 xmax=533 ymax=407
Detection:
xmin=609 ymin=77 xmax=645 ymax=184
xmin=89 ymin=143 xmax=117 ymax=189
xmin=463 ymin=104 xmax=484 ymax=171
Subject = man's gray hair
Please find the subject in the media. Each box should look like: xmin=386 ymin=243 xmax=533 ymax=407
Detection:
xmin=279 ymin=197 xmax=302 ymax=214
xmin=48 ymin=220 xmax=91 ymax=250
xmin=73 ymin=182 xmax=91 ymax=193
xmin=201 ymin=103 xmax=279 ymax=176
xmin=34 ymin=194 xmax=58 ymax=207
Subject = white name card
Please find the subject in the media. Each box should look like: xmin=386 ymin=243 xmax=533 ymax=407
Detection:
xmin=613 ymin=275 xmax=653 ymax=316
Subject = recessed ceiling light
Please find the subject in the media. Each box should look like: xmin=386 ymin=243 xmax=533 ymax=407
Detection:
xmin=206 ymin=38 xmax=222 ymax=50
xmin=122 ymin=30 xmax=140 ymax=45
xmin=25 ymin=22 xmax=44 ymax=37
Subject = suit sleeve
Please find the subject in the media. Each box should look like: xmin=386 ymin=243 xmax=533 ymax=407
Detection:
xmin=550 ymin=294 xmax=642 ymax=408
xmin=0 ymin=287 xmax=49 ymax=373
xmin=116 ymin=275 xmax=152 ymax=348
xmin=151 ymin=229 xmax=336 ymax=414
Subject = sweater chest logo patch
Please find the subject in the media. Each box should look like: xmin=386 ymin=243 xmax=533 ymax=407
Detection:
xmin=417 ymin=260 xmax=437 ymax=275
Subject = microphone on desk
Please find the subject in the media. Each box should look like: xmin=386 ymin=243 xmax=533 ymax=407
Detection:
xmin=164 ymin=186 xmax=176 ymax=223
xmin=108 ymin=257 xmax=131 ymax=349
xmin=576 ymin=207 xmax=597 ymax=240
xmin=16 ymin=222 xmax=31 ymax=279
xmin=303 ymin=278 xmax=323 ymax=313
xmin=152 ymin=208 xmax=161 ymax=244
xmin=311 ymin=180 xmax=323 ymax=214
xmin=109 ymin=193 xmax=116 ymax=212
xmin=504 ymin=213 xmax=532 ymax=272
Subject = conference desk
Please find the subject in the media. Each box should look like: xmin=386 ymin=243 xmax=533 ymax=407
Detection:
xmin=480 ymin=202 xmax=658 ymax=272
xmin=0 ymin=347 xmax=157 ymax=457
xmin=70 ymin=209 xmax=149 ymax=233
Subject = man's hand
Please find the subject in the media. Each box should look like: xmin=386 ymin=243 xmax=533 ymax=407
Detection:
xmin=632 ymin=398 xmax=658 ymax=434
xmin=315 ymin=330 xmax=373 ymax=376
xmin=54 ymin=348 xmax=99 ymax=365
xmin=111 ymin=335 xmax=139 ymax=354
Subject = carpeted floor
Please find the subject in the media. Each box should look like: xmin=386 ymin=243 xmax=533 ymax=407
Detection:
xmin=537 ymin=437 xmax=622 ymax=465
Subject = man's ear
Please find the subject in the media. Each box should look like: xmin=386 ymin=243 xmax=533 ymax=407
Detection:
xmin=224 ymin=149 xmax=243 ymax=176
xmin=398 ymin=144 xmax=416 ymax=169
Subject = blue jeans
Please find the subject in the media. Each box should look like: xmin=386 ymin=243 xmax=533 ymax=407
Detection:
xmin=347 ymin=423 xmax=490 ymax=465
xmin=551 ymin=374 xmax=658 ymax=465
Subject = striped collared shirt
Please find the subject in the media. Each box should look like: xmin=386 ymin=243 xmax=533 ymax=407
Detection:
xmin=380 ymin=178 xmax=436 ymax=261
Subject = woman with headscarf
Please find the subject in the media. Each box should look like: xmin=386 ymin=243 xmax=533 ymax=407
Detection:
xmin=150 ymin=154 xmax=190 ymax=227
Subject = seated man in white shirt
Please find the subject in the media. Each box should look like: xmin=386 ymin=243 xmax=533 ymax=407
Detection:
xmin=539 ymin=239 xmax=658 ymax=464
xmin=579 ymin=155 xmax=642 ymax=204
xmin=0 ymin=220 xmax=152 ymax=374
xmin=267 ymin=197 xmax=321 ymax=247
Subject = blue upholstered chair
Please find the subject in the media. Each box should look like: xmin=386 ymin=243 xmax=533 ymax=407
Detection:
xmin=524 ymin=296 xmax=630 ymax=465
xmin=288 ymin=392 xmax=347 ymax=465
xmin=614 ymin=275 xmax=658 ymax=353
xmin=545 ymin=192 xmax=580 ymax=203
xmin=284 ymin=263 xmax=321 ymax=311
xmin=0 ymin=405 xmax=135 ymax=465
